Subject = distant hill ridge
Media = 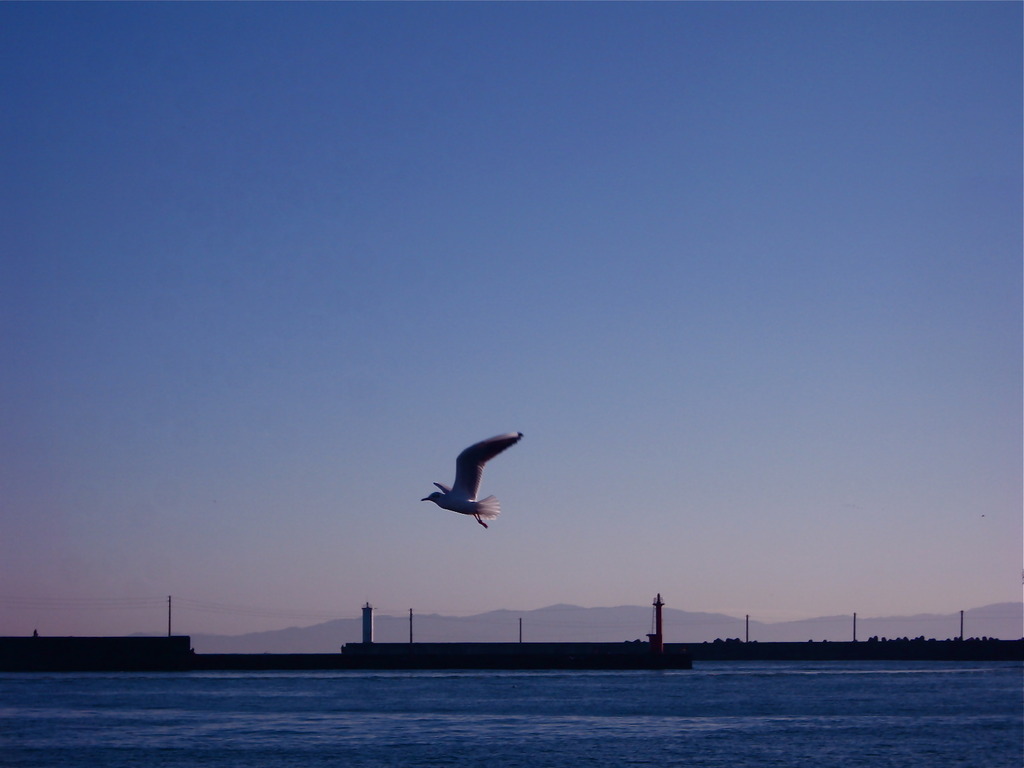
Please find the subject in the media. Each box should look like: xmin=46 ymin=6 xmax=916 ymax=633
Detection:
xmin=186 ymin=602 xmax=1022 ymax=654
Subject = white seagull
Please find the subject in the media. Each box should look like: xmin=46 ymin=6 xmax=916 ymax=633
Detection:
xmin=421 ymin=432 xmax=523 ymax=528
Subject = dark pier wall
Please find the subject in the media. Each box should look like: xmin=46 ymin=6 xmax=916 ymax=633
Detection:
xmin=0 ymin=636 xmax=192 ymax=671
xmin=2 ymin=637 xmax=1019 ymax=672
xmin=682 ymin=638 xmax=1024 ymax=662
xmin=341 ymin=641 xmax=692 ymax=669
xmin=190 ymin=654 xmax=350 ymax=671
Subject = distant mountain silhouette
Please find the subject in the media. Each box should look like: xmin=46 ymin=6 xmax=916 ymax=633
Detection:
xmin=185 ymin=602 xmax=1022 ymax=653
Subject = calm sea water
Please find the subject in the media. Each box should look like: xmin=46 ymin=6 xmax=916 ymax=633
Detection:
xmin=1 ymin=662 xmax=1020 ymax=767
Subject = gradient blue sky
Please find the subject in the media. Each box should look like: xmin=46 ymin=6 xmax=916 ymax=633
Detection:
xmin=2 ymin=2 xmax=1021 ymax=637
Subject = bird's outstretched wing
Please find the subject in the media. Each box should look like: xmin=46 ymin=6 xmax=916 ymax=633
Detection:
xmin=452 ymin=432 xmax=523 ymax=500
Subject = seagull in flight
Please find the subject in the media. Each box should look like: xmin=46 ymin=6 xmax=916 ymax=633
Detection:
xmin=421 ymin=432 xmax=523 ymax=528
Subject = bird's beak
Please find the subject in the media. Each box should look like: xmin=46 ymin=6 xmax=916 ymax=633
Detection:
xmin=421 ymin=497 xmax=430 ymax=501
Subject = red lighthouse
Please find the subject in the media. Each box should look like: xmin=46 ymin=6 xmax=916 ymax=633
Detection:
xmin=647 ymin=593 xmax=664 ymax=655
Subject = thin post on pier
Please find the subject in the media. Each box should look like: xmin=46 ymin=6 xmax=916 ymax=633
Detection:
xmin=409 ymin=609 xmax=413 ymax=644
xmin=853 ymin=612 xmax=857 ymax=642
xmin=167 ymin=596 xmax=172 ymax=637
xmin=745 ymin=615 xmax=749 ymax=643
xmin=960 ymin=610 xmax=964 ymax=641
xmin=519 ymin=617 xmax=522 ymax=643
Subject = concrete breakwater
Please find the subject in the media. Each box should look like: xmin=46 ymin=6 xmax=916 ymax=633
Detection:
xmin=685 ymin=637 xmax=1023 ymax=662
xmin=0 ymin=637 xmax=690 ymax=671
xmin=2 ymin=636 xmax=1020 ymax=672
xmin=0 ymin=636 xmax=194 ymax=671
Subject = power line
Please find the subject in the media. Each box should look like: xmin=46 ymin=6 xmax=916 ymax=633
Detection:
xmin=170 ymin=597 xmax=345 ymax=622
xmin=4 ymin=596 xmax=1019 ymax=629
xmin=0 ymin=596 xmax=165 ymax=610
xmin=0 ymin=595 xmax=345 ymax=622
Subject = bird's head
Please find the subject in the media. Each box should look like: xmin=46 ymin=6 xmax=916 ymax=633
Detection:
xmin=421 ymin=491 xmax=443 ymax=504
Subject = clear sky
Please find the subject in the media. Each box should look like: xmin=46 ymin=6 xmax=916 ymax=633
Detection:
xmin=2 ymin=2 xmax=1021 ymax=637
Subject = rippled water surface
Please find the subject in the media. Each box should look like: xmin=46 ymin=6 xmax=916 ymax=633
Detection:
xmin=2 ymin=662 xmax=1020 ymax=767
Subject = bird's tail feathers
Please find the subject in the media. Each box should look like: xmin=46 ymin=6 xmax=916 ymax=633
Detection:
xmin=475 ymin=495 xmax=501 ymax=520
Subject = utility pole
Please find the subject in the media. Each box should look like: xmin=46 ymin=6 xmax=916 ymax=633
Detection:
xmin=167 ymin=596 xmax=172 ymax=637
xmin=959 ymin=610 xmax=964 ymax=641
xmin=745 ymin=615 xmax=749 ymax=643
xmin=519 ymin=617 xmax=523 ymax=643
xmin=409 ymin=609 xmax=413 ymax=644
xmin=853 ymin=612 xmax=857 ymax=642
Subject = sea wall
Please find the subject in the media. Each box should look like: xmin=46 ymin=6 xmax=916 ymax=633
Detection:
xmin=2 ymin=636 xmax=1019 ymax=671
xmin=0 ymin=636 xmax=192 ymax=671
xmin=341 ymin=641 xmax=692 ymax=669
xmin=682 ymin=638 xmax=1023 ymax=662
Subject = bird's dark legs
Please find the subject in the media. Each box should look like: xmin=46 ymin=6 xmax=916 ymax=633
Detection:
xmin=475 ymin=515 xmax=488 ymax=528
